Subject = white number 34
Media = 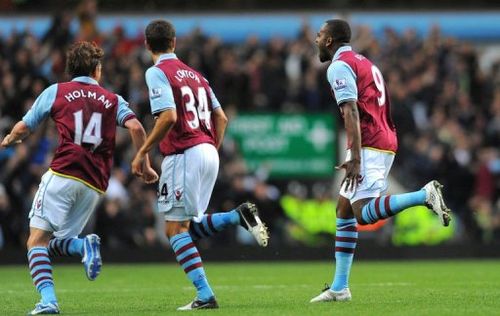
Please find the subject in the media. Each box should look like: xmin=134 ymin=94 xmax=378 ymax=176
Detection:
xmin=181 ymin=86 xmax=211 ymax=130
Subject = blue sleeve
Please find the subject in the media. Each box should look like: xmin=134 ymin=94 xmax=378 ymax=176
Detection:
xmin=145 ymin=67 xmax=176 ymax=115
xmin=327 ymin=61 xmax=358 ymax=105
xmin=116 ymin=95 xmax=136 ymax=126
xmin=22 ymin=84 xmax=57 ymax=131
xmin=209 ymin=87 xmax=221 ymax=110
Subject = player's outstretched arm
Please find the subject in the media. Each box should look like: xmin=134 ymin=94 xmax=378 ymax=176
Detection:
xmin=336 ymin=101 xmax=362 ymax=191
xmin=131 ymin=109 xmax=176 ymax=178
xmin=1 ymin=121 xmax=30 ymax=148
xmin=212 ymin=107 xmax=228 ymax=150
xmin=125 ymin=118 xmax=158 ymax=184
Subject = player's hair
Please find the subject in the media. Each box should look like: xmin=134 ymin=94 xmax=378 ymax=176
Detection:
xmin=66 ymin=41 xmax=104 ymax=77
xmin=324 ymin=19 xmax=351 ymax=43
xmin=145 ymin=19 xmax=176 ymax=53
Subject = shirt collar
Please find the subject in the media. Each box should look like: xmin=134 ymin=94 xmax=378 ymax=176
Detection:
xmin=156 ymin=53 xmax=177 ymax=65
xmin=71 ymin=76 xmax=99 ymax=85
xmin=333 ymin=45 xmax=352 ymax=61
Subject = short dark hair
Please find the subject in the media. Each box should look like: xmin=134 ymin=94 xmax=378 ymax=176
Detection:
xmin=145 ymin=19 xmax=176 ymax=53
xmin=324 ymin=19 xmax=351 ymax=43
xmin=66 ymin=41 xmax=104 ymax=77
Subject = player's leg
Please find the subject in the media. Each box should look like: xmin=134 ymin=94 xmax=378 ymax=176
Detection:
xmin=26 ymin=171 xmax=60 ymax=314
xmin=331 ymin=196 xmax=357 ymax=294
xmin=188 ymin=202 xmax=269 ymax=247
xmin=188 ymin=209 xmax=240 ymax=241
xmin=347 ymin=150 xmax=450 ymax=226
xmin=159 ymin=144 xmax=218 ymax=310
xmin=187 ymin=144 xmax=268 ymax=246
xmin=46 ymin=234 xmax=101 ymax=280
xmin=46 ymin=176 xmax=102 ymax=281
xmin=166 ymin=219 xmax=217 ymax=310
xmin=26 ymin=227 xmax=60 ymax=315
xmin=47 ymin=237 xmax=84 ymax=257
xmin=310 ymin=196 xmax=356 ymax=303
xmin=351 ymin=181 xmax=451 ymax=226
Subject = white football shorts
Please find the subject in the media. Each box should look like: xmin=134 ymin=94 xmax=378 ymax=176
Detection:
xmin=158 ymin=143 xmax=219 ymax=222
xmin=29 ymin=170 xmax=101 ymax=239
xmin=339 ymin=148 xmax=395 ymax=203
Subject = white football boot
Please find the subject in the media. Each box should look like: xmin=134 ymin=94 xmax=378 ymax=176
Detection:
xmin=28 ymin=301 xmax=60 ymax=315
xmin=236 ymin=202 xmax=270 ymax=247
xmin=177 ymin=297 xmax=219 ymax=310
xmin=422 ymin=180 xmax=452 ymax=226
xmin=310 ymin=286 xmax=352 ymax=303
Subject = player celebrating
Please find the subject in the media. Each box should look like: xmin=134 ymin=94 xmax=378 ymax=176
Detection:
xmin=310 ymin=20 xmax=452 ymax=303
xmin=1 ymin=41 xmax=158 ymax=315
xmin=131 ymin=20 xmax=269 ymax=310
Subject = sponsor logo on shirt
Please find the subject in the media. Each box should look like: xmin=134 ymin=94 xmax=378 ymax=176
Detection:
xmin=333 ymin=78 xmax=347 ymax=90
xmin=151 ymin=88 xmax=162 ymax=99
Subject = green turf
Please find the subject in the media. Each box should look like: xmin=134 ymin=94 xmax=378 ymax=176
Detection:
xmin=1 ymin=260 xmax=499 ymax=315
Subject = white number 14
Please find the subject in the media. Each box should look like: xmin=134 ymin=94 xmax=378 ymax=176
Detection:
xmin=73 ymin=110 xmax=103 ymax=150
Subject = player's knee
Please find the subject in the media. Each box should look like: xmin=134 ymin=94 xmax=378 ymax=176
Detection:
xmin=26 ymin=233 xmax=47 ymax=249
xmin=26 ymin=237 xmax=34 ymax=249
xmin=165 ymin=221 xmax=190 ymax=237
xmin=355 ymin=214 xmax=369 ymax=226
xmin=335 ymin=205 xmax=352 ymax=218
xmin=350 ymin=207 xmax=367 ymax=225
xmin=351 ymin=201 xmax=371 ymax=226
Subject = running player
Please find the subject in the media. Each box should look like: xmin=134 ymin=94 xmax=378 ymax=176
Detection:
xmin=310 ymin=19 xmax=452 ymax=303
xmin=1 ymin=41 xmax=158 ymax=315
xmin=131 ymin=20 xmax=269 ymax=310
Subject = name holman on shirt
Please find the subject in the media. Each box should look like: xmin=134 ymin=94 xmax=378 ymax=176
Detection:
xmin=65 ymin=89 xmax=112 ymax=108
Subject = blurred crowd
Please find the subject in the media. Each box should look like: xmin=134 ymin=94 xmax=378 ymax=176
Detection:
xmin=0 ymin=8 xmax=499 ymax=250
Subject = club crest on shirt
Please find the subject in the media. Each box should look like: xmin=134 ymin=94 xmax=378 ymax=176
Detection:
xmin=333 ymin=78 xmax=347 ymax=90
xmin=175 ymin=190 xmax=182 ymax=201
xmin=151 ymin=88 xmax=162 ymax=99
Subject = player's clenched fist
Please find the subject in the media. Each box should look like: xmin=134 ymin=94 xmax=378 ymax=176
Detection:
xmin=131 ymin=153 xmax=145 ymax=177
xmin=142 ymin=165 xmax=159 ymax=184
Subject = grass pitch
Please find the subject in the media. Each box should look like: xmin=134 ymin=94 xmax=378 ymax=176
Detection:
xmin=0 ymin=260 xmax=499 ymax=315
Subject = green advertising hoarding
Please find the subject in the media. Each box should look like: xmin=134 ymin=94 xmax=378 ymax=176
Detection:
xmin=227 ymin=114 xmax=336 ymax=179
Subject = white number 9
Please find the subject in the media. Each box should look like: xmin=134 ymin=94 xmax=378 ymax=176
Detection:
xmin=371 ymin=65 xmax=386 ymax=106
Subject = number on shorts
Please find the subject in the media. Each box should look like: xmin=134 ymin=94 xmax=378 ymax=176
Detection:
xmin=181 ymin=86 xmax=211 ymax=129
xmin=159 ymin=183 xmax=168 ymax=198
xmin=73 ymin=110 xmax=103 ymax=150
xmin=371 ymin=65 xmax=386 ymax=106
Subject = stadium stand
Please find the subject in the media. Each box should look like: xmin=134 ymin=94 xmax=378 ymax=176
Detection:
xmin=0 ymin=11 xmax=499 ymax=250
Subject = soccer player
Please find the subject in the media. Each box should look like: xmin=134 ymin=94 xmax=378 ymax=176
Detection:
xmin=131 ymin=20 xmax=269 ymax=310
xmin=1 ymin=41 xmax=158 ymax=315
xmin=310 ymin=20 xmax=452 ymax=303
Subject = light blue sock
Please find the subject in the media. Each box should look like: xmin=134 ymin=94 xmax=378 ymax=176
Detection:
xmin=361 ymin=190 xmax=426 ymax=224
xmin=169 ymin=232 xmax=214 ymax=301
xmin=69 ymin=238 xmax=84 ymax=256
xmin=189 ymin=210 xmax=240 ymax=240
xmin=331 ymin=218 xmax=358 ymax=291
xmin=48 ymin=238 xmax=84 ymax=257
xmin=28 ymin=247 xmax=57 ymax=304
xmin=40 ymin=285 xmax=57 ymax=305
